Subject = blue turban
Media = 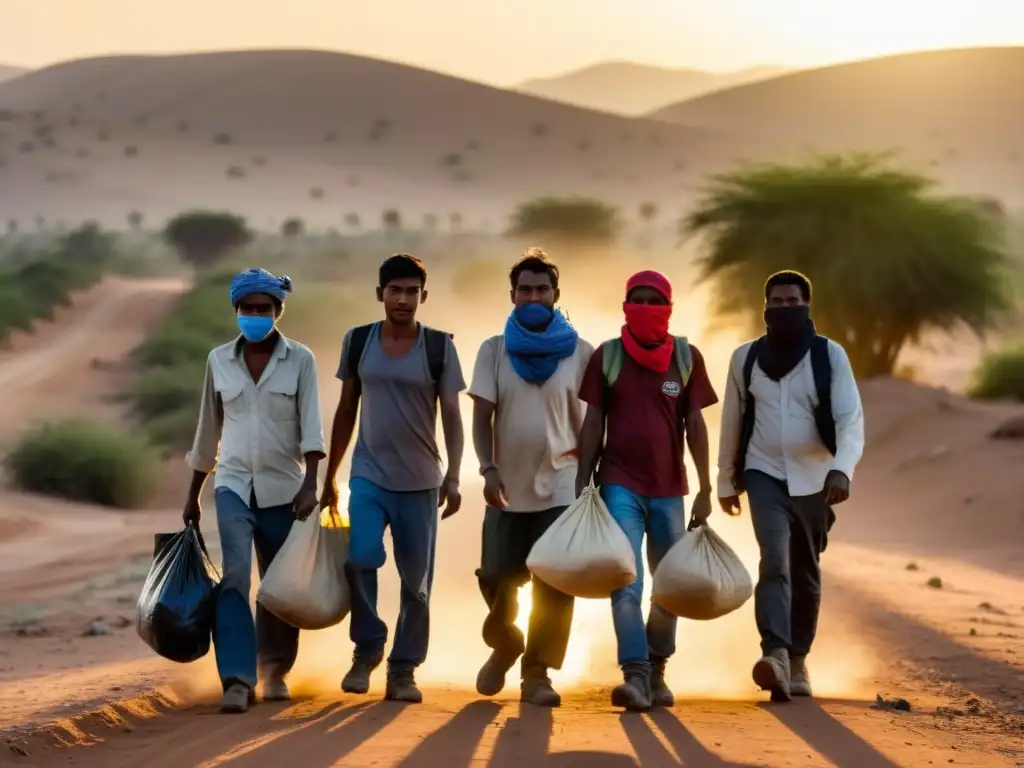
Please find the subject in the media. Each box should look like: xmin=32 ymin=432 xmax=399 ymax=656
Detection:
xmin=229 ymin=268 xmax=293 ymax=305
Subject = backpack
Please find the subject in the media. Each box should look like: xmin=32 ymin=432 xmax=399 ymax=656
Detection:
xmin=734 ymin=335 xmax=836 ymax=490
xmin=345 ymin=322 xmax=451 ymax=395
xmin=600 ymin=336 xmax=693 ymax=431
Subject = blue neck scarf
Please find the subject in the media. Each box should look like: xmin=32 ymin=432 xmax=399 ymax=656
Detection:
xmin=504 ymin=304 xmax=579 ymax=383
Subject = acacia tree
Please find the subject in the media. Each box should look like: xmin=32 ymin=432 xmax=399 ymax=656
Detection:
xmin=507 ymin=196 xmax=620 ymax=242
xmin=163 ymin=210 xmax=251 ymax=269
xmin=682 ymin=153 xmax=1010 ymax=378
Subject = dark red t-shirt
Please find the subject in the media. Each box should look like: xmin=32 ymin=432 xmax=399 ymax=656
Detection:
xmin=578 ymin=342 xmax=718 ymax=497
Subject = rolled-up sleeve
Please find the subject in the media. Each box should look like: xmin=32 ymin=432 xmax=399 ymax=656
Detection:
xmin=829 ymin=342 xmax=864 ymax=480
xmin=185 ymin=356 xmax=222 ymax=473
xmin=298 ymin=350 xmax=327 ymax=456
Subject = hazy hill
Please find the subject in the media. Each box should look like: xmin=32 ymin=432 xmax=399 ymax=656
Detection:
xmin=517 ymin=61 xmax=790 ymax=115
xmin=0 ymin=49 xmax=777 ymax=229
xmin=0 ymin=65 xmax=26 ymax=84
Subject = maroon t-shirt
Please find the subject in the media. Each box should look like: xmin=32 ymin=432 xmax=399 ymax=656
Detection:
xmin=578 ymin=342 xmax=718 ymax=498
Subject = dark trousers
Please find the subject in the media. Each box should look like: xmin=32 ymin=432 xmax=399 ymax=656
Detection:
xmin=744 ymin=470 xmax=835 ymax=659
xmin=476 ymin=506 xmax=574 ymax=679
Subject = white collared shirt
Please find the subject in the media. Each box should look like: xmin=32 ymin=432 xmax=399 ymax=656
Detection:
xmin=186 ymin=335 xmax=326 ymax=508
xmin=717 ymin=338 xmax=865 ymax=498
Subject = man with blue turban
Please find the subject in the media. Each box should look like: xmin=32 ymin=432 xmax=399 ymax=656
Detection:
xmin=184 ymin=267 xmax=326 ymax=714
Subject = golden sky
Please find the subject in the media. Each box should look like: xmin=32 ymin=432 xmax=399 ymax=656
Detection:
xmin=2 ymin=0 xmax=1022 ymax=84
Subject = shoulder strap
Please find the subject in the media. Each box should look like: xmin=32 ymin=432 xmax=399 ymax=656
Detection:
xmin=673 ymin=336 xmax=693 ymax=386
xmin=346 ymin=324 xmax=374 ymax=392
xmin=810 ymin=335 xmax=837 ymax=455
xmin=600 ymin=338 xmax=625 ymax=398
xmin=743 ymin=338 xmax=762 ymax=392
xmin=734 ymin=338 xmax=764 ymax=493
xmin=423 ymin=326 xmax=451 ymax=385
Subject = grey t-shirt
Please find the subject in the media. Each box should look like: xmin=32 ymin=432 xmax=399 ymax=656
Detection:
xmin=338 ymin=322 xmax=466 ymax=492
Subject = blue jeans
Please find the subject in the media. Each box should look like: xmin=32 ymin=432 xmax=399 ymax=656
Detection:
xmin=213 ymin=487 xmax=299 ymax=691
xmin=600 ymin=484 xmax=687 ymax=667
xmin=346 ymin=477 xmax=439 ymax=674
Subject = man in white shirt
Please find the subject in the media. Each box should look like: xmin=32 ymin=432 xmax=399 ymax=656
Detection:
xmin=717 ymin=270 xmax=864 ymax=703
xmin=468 ymin=248 xmax=593 ymax=707
xmin=184 ymin=268 xmax=326 ymax=714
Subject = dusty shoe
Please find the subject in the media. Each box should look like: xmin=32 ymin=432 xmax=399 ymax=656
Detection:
xmin=219 ymin=683 xmax=254 ymax=714
xmin=650 ymin=656 xmax=675 ymax=707
xmin=752 ymin=648 xmax=791 ymax=702
xmin=342 ymin=654 xmax=383 ymax=694
xmin=611 ymin=663 xmax=652 ymax=712
xmin=385 ymin=672 xmax=423 ymax=703
xmin=262 ymin=678 xmax=290 ymax=702
xmin=521 ymin=674 xmax=561 ymax=707
xmin=790 ymin=655 xmax=812 ymax=697
xmin=476 ymin=650 xmax=520 ymax=696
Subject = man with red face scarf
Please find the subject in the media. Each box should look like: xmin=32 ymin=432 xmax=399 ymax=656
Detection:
xmin=576 ymin=270 xmax=718 ymax=711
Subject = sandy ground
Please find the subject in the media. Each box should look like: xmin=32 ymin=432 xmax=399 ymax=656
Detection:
xmin=1 ymin=277 xmax=1023 ymax=766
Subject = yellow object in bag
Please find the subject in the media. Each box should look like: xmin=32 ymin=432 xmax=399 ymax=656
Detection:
xmin=526 ymin=485 xmax=637 ymax=599
xmin=257 ymin=505 xmax=350 ymax=630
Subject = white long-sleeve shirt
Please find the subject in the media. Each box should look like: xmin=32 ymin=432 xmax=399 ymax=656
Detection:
xmin=717 ymin=338 xmax=865 ymax=498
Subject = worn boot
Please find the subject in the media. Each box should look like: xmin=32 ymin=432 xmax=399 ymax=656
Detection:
xmin=521 ymin=668 xmax=561 ymax=707
xmin=261 ymin=678 xmax=291 ymax=702
xmin=789 ymin=655 xmax=812 ymax=697
xmin=385 ymin=670 xmax=423 ymax=703
xmin=752 ymin=648 xmax=791 ymax=702
xmin=649 ymin=656 xmax=675 ymax=707
xmin=219 ymin=683 xmax=255 ymax=714
xmin=611 ymin=662 xmax=652 ymax=712
xmin=341 ymin=653 xmax=383 ymax=694
xmin=476 ymin=649 xmax=521 ymax=696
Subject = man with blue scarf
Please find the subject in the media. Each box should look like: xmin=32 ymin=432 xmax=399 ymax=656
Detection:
xmin=184 ymin=268 xmax=326 ymax=714
xmin=468 ymin=248 xmax=594 ymax=707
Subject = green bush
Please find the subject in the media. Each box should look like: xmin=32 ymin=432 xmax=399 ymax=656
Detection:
xmin=4 ymin=420 xmax=160 ymax=508
xmin=967 ymin=346 xmax=1024 ymax=401
xmin=127 ymin=364 xmax=206 ymax=421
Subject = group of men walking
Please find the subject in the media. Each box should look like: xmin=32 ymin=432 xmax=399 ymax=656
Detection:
xmin=183 ymin=249 xmax=864 ymax=714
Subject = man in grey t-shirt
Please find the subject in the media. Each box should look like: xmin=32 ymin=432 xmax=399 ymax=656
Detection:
xmin=320 ymin=254 xmax=465 ymax=704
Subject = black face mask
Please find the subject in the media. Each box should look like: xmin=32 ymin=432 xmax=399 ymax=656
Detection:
xmin=764 ymin=305 xmax=811 ymax=341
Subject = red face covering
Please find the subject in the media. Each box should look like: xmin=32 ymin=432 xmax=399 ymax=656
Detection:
xmin=621 ymin=302 xmax=673 ymax=372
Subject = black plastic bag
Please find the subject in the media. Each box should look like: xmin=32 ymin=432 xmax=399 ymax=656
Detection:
xmin=136 ymin=523 xmax=220 ymax=663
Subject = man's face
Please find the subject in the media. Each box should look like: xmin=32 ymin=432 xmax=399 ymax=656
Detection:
xmin=236 ymin=292 xmax=278 ymax=318
xmin=378 ymin=277 xmax=426 ymax=325
xmin=512 ymin=270 xmax=558 ymax=308
xmin=766 ymin=284 xmax=807 ymax=308
xmin=626 ymin=286 xmax=669 ymax=306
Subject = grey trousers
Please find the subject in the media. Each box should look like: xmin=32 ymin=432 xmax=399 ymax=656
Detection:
xmin=744 ymin=470 xmax=835 ymax=658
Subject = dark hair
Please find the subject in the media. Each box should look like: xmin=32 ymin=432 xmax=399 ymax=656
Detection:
xmin=232 ymin=296 xmax=284 ymax=314
xmin=509 ymin=246 xmax=559 ymax=290
xmin=764 ymin=270 xmax=811 ymax=302
xmin=379 ymin=253 xmax=427 ymax=288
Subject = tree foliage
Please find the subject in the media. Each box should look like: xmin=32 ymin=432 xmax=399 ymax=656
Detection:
xmin=681 ymin=153 xmax=1011 ymax=378
xmin=281 ymin=217 xmax=304 ymax=238
xmin=382 ymin=208 xmax=401 ymax=231
xmin=163 ymin=210 xmax=251 ymax=269
xmin=508 ymin=196 xmax=620 ymax=242
xmin=639 ymin=202 xmax=658 ymax=222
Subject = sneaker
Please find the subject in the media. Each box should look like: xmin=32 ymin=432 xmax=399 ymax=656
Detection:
xmin=521 ymin=674 xmax=561 ymax=707
xmin=262 ymin=678 xmax=290 ymax=702
xmin=752 ymin=648 xmax=791 ymax=702
xmin=650 ymin=656 xmax=675 ymax=707
xmin=611 ymin=664 xmax=652 ymax=712
xmin=476 ymin=650 xmax=521 ymax=696
xmin=385 ymin=671 xmax=423 ymax=703
xmin=790 ymin=655 xmax=812 ymax=697
xmin=219 ymin=683 xmax=254 ymax=714
xmin=342 ymin=654 xmax=383 ymax=694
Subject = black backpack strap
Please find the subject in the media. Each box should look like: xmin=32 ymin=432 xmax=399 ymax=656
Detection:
xmin=345 ymin=324 xmax=374 ymax=394
xmin=735 ymin=338 xmax=763 ymax=491
xmin=810 ymin=335 xmax=837 ymax=455
xmin=423 ymin=327 xmax=452 ymax=387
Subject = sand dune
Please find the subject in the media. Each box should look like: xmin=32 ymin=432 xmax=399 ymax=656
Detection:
xmin=0 ymin=50 xmax=780 ymax=229
xmin=517 ymin=61 xmax=791 ymax=116
xmin=650 ymin=47 xmax=1024 ymax=202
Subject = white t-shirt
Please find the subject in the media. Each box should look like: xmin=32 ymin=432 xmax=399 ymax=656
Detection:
xmin=468 ymin=334 xmax=594 ymax=512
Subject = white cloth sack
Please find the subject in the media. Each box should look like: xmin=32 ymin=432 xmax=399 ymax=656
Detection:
xmin=652 ymin=524 xmax=752 ymax=620
xmin=526 ymin=485 xmax=637 ymax=599
xmin=257 ymin=506 xmax=350 ymax=630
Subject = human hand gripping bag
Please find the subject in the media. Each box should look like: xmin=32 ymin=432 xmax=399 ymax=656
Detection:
xmin=526 ymin=484 xmax=637 ymax=598
xmin=136 ymin=523 xmax=220 ymax=663
xmin=257 ymin=505 xmax=351 ymax=630
xmin=651 ymin=524 xmax=752 ymax=620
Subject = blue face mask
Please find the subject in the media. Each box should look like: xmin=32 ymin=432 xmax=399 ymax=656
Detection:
xmin=514 ymin=303 xmax=554 ymax=329
xmin=237 ymin=315 xmax=275 ymax=342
